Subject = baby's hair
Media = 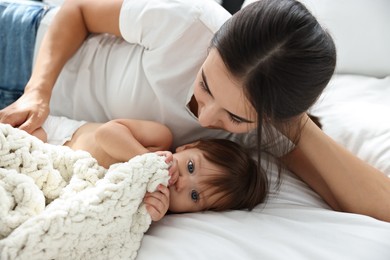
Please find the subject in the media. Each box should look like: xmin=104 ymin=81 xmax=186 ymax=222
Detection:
xmin=192 ymin=138 xmax=264 ymax=211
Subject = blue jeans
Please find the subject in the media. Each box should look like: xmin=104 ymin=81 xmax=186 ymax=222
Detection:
xmin=0 ymin=0 xmax=51 ymax=109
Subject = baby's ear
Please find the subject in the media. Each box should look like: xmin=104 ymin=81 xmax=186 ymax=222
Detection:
xmin=175 ymin=141 xmax=200 ymax=152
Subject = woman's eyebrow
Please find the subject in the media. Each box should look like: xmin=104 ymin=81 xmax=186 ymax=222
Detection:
xmin=201 ymin=69 xmax=213 ymax=97
xmin=201 ymin=69 xmax=254 ymax=123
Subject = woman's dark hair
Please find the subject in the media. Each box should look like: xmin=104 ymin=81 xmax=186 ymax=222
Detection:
xmin=193 ymin=139 xmax=262 ymax=211
xmin=210 ymin=0 xmax=336 ymax=194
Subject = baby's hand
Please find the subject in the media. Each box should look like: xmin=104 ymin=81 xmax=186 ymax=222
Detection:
xmin=154 ymin=151 xmax=177 ymax=186
xmin=155 ymin=151 xmax=173 ymax=164
xmin=144 ymin=184 xmax=170 ymax=221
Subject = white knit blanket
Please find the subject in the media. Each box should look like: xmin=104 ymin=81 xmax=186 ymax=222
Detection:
xmin=0 ymin=123 xmax=170 ymax=260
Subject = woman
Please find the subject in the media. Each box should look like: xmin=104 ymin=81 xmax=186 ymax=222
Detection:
xmin=1 ymin=0 xmax=389 ymax=221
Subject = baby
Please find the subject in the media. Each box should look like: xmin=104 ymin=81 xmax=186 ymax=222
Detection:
xmin=32 ymin=115 xmax=263 ymax=221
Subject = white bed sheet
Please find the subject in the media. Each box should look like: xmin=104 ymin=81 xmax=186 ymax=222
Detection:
xmin=136 ymin=74 xmax=390 ymax=260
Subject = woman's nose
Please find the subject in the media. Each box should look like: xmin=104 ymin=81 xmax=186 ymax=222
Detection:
xmin=198 ymin=104 xmax=222 ymax=128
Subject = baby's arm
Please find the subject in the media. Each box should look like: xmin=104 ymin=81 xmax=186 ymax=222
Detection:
xmin=31 ymin=127 xmax=47 ymax=143
xmin=94 ymin=119 xmax=173 ymax=162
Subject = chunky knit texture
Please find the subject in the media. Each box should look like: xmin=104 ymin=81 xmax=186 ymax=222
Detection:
xmin=0 ymin=123 xmax=169 ymax=259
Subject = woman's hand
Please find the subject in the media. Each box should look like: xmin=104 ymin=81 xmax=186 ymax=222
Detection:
xmin=144 ymin=184 xmax=170 ymax=221
xmin=0 ymin=87 xmax=50 ymax=134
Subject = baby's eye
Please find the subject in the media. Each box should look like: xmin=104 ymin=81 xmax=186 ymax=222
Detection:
xmin=191 ymin=190 xmax=199 ymax=202
xmin=187 ymin=160 xmax=195 ymax=173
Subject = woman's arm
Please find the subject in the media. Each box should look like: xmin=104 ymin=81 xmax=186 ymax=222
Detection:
xmin=0 ymin=0 xmax=123 ymax=133
xmin=94 ymin=119 xmax=173 ymax=162
xmin=31 ymin=0 xmax=123 ymax=95
xmin=283 ymin=114 xmax=390 ymax=222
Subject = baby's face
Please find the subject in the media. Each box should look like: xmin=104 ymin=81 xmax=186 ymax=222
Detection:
xmin=168 ymin=146 xmax=223 ymax=213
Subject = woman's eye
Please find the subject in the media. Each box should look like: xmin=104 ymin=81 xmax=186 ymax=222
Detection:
xmin=229 ymin=115 xmax=243 ymax=125
xmin=199 ymin=81 xmax=211 ymax=95
xmin=187 ymin=160 xmax=195 ymax=173
xmin=191 ymin=190 xmax=199 ymax=202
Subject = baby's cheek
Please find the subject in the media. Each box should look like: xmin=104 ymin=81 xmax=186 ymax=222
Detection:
xmin=167 ymin=194 xmax=181 ymax=213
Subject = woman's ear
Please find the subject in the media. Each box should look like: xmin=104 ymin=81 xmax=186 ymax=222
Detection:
xmin=175 ymin=141 xmax=199 ymax=152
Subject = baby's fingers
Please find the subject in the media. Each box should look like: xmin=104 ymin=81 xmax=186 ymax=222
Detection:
xmin=145 ymin=204 xmax=163 ymax=222
xmin=155 ymin=151 xmax=173 ymax=164
xmin=144 ymin=185 xmax=170 ymax=221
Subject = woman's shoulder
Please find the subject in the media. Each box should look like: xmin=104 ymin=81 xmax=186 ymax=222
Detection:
xmin=119 ymin=0 xmax=231 ymax=46
xmin=120 ymin=0 xmax=230 ymax=23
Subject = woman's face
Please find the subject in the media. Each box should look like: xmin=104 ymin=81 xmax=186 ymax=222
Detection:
xmin=191 ymin=48 xmax=257 ymax=134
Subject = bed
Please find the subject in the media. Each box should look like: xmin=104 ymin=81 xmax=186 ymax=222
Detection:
xmin=3 ymin=0 xmax=390 ymax=259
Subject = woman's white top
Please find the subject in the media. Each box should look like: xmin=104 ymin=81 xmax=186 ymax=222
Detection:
xmin=48 ymin=0 xmax=244 ymax=149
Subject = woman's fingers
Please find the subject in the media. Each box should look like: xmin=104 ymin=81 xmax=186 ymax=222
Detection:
xmin=18 ymin=110 xmax=48 ymax=134
xmin=0 ymin=91 xmax=50 ymax=134
xmin=0 ymin=109 xmax=25 ymax=127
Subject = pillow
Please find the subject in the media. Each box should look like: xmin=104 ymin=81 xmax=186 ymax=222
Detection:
xmin=310 ymin=74 xmax=390 ymax=175
xmin=243 ymin=0 xmax=390 ymax=78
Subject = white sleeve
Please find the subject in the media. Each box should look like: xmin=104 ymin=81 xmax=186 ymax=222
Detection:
xmin=119 ymin=0 xmax=231 ymax=51
xmin=119 ymin=0 xmax=231 ymax=105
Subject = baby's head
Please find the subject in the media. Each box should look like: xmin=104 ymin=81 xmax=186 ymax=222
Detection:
xmin=168 ymin=139 xmax=264 ymax=213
